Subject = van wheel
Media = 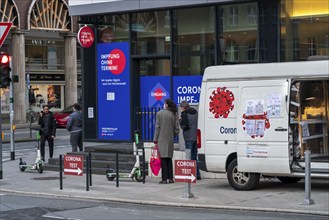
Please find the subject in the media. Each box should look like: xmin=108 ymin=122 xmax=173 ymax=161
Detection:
xmin=277 ymin=176 xmax=301 ymax=184
xmin=227 ymin=159 xmax=260 ymax=191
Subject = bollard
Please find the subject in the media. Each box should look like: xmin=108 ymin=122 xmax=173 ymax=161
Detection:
xmin=184 ymin=148 xmax=194 ymax=198
xmin=59 ymin=155 xmax=63 ymax=190
xmin=303 ymin=150 xmax=314 ymax=205
xmin=86 ymin=155 xmax=89 ymax=191
xmin=116 ymin=152 xmax=119 ymax=187
xmin=142 ymin=146 xmax=145 ymax=184
xmin=89 ymin=152 xmax=92 ymax=186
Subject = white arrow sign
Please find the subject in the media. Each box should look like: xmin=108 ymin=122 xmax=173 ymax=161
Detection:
xmin=175 ymin=174 xmax=196 ymax=182
xmin=64 ymin=167 xmax=83 ymax=175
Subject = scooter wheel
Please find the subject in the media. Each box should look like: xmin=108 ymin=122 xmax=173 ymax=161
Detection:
xmin=37 ymin=164 xmax=44 ymax=174
xmin=134 ymin=172 xmax=144 ymax=182
xmin=105 ymin=169 xmax=115 ymax=181
xmin=19 ymin=161 xmax=27 ymax=172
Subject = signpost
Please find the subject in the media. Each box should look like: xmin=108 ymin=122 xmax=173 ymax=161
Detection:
xmin=64 ymin=155 xmax=83 ymax=176
xmin=0 ymin=22 xmax=12 ymax=179
xmin=0 ymin=22 xmax=12 ymax=48
xmin=175 ymin=160 xmax=197 ymax=198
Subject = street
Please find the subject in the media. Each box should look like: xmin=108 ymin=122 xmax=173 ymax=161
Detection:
xmin=1 ymin=193 xmax=327 ymax=220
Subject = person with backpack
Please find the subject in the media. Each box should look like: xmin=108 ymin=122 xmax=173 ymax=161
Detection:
xmin=179 ymin=100 xmax=201 ymax=180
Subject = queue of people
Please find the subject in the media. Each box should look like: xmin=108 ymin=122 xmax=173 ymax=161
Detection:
xmin=38 ymin=100 xmax=201 ymax=183
xmin=153 ymin=99 xmax=201 ymax=184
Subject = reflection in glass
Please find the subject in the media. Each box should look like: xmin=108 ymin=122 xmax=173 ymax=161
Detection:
xmin=218 ymin=3 xmax=258 ymax=64
xmin=131 ymin=11 xmax=171 ymax=55
xmin=281 ymin=0 xmax=329 ymax=61
xmin=173 ymin=6 xmax=215 ymax=75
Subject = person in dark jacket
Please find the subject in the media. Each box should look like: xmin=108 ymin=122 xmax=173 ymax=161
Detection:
xmin=38 ymin=105 xmax=56 ymax=161
xmin=66 ymin=103 xmax=83 ymax=152
xmin=179 ymin=100 xmax=201 ymax=180
xmin=154 ymin=99 xmax=180 ymax=184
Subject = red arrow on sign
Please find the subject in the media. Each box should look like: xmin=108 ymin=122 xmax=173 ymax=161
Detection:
xmin=0 ymin=22 xmax=12 ymax=48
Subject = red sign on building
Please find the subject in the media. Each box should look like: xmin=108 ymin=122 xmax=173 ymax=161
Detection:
xmin=174 ymin=160 xmax=197 ymax=183
xmin=64 ymin=155 xmax=84 ymax=176
xmin=77 ymin=25 xmax=94 ymax=48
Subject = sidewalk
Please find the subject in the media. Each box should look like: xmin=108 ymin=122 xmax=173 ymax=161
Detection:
xmin=0 ymin=145 xmax=328 ymax=216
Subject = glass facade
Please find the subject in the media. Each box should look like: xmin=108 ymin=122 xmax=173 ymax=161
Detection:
xmin=173 ymin=7 xmax=215 ymax=75
xmin=218 ymin=2 xmax=259 ymax=64
xmin=281 ymin=0 xmax=329 ymax=61
xmin=97 ymin=14 xmax=130 ymax=43
xmin=131 ymin=10 xmax=171 ymax=55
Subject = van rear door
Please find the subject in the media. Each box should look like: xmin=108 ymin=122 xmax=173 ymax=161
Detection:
xmin=237 ymin=79 xmax=291 ymax=174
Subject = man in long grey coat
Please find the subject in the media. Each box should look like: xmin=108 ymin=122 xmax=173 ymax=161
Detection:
xmin=154 ymin=99 xmax=179 ymax=184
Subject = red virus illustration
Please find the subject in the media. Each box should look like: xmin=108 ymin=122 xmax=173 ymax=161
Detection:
xmin=241 ymin=112 xmax=271 ymax=138
xmin=209 ymin=87 xmax=235 ymax=118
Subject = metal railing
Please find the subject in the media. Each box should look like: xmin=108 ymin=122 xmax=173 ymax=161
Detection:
xmin=134 ymin=107 xmax=161 ymax=142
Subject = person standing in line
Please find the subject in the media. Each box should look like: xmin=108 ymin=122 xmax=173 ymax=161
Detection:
xmin=66 ymin=103 xmax=83 ymax=152
xmin=38 ymin=105 xmax=56 ymax=161
xmin=154 ymin=99 xmax=180 ymax=184
xmin=179 ymin=100 xmax=201 ymax=180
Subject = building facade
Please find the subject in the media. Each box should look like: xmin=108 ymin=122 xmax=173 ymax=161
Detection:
xmin=68 ymin=0 xmax=329 ymax=141
xmin=1 ymin=0 xmax=79 ymax=123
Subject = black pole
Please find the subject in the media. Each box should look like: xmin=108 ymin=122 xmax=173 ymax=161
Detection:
xmin=116 ymin=152 xmax=119 ymax=187
xmin=86 ymin=155 xmax=89 ymax=191
xmin=59 ymin=155 xmax=63 ymax=190
xmin=142 ymin=146 xmax=145 ymax=184
xmin=89 ymin=152 xmax=92 ymax=186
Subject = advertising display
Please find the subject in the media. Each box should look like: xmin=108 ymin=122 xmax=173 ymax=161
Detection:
xmin=97 ymin=42 xmax=130 ymax=141
xmin=140 ymin=76 xmax=170 ymax=107
xmin=173 ymin=76 xmax=202 ymax=105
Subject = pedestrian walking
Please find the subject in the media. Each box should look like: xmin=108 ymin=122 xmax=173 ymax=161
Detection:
xmin=154 ymin=99 xmax=180 ymax=184
xmin=38 ymin=105 xmax=56 ymax=161
xmin=66 ymin=103 xmax=83 ymax=152
xmin=179 ymin=100 xmax=201 ymax=180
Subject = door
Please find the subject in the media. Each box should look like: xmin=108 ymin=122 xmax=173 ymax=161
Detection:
xmin=237 ymin=79 xmax=291 ymax=174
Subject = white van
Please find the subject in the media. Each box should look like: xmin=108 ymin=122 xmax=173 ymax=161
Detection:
xmin=197 ymin=60 xmax=329 ymax=190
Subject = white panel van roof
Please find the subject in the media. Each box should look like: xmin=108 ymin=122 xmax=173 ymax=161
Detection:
xmin=203 ymin=61 xmax=329 ymax=81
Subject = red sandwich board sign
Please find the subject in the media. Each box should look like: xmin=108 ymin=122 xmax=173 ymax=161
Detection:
xmin=0 ymin=22 xmax=12 ymax=48
xmin=64 ymin=155 xmax=84 ymax=176
xmin=175 ymin=160 xmax=197 ymax=183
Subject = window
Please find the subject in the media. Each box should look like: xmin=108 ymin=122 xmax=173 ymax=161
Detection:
xmin=173 ymin=6 xmax=215 ymax=75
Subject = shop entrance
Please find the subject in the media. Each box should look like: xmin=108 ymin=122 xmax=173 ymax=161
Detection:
xmin=132 ymin=57 xmax=170 ymax=141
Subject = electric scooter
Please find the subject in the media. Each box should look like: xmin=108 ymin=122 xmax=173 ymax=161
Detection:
xmin=106 ymin=130 xmax=144 ymax=182
xmin=19 ymin=129 xmax=44 ymax=174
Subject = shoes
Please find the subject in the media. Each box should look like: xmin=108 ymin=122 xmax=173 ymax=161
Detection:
xmin=159 ymin=180 xmax=167 ymax=184
xmin=168 ymin=179 xmax=175 ymax=184
xmin=197 ymin=176 xmax=202 ymax=180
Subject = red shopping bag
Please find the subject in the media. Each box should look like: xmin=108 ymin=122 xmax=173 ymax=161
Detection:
xmin=150 ymin=145 xmax=161 ymax=176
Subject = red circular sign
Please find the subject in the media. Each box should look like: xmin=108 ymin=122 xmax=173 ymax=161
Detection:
xmin=154 ymin=88 xmax=164 ymax=100
xmin=108 ymin=49 xmax=126 ymax=75
xmin=77 ymin=26 xmax=94 ymax=48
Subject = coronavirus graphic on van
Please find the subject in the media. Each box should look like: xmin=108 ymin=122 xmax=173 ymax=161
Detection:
xmin=209 ymin=87 xmax=235 ymax=118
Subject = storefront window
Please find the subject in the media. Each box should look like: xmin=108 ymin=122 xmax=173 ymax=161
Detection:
xmin=173 ymin=6 xmax=215 ymax=75
xmin=218 ymin=2 xmax=259 ymax=64
xmin=131 ymin=10 xmax=171 ymax=55
xmin=26 ymin=39 xmax=64 ymax=71
xmin=29 ymin=84 xmax=63 ymax=112
xmin=281 ymin=0 xmax=329 ymax=61
xmin=97 ymin=14 xmax=130 ymax=43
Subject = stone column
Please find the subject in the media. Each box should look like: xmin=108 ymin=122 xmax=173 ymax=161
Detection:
xmin=12 ymin=32 xmax=26 ymax=123
xmin=64 ymin=34 xmax=78 ymax=107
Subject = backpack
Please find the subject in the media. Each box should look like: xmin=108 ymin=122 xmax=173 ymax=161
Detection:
xmin=180 ymin=111 xmax=190 ymax=130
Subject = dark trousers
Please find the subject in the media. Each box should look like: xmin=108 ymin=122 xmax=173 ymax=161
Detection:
xmin=70 ymin=131 xmax=83 ymax=152
xmin=40 ymin=134 xmax=54 ymax=160
xmin=161 ymin=158 xmax=173 ymax=181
